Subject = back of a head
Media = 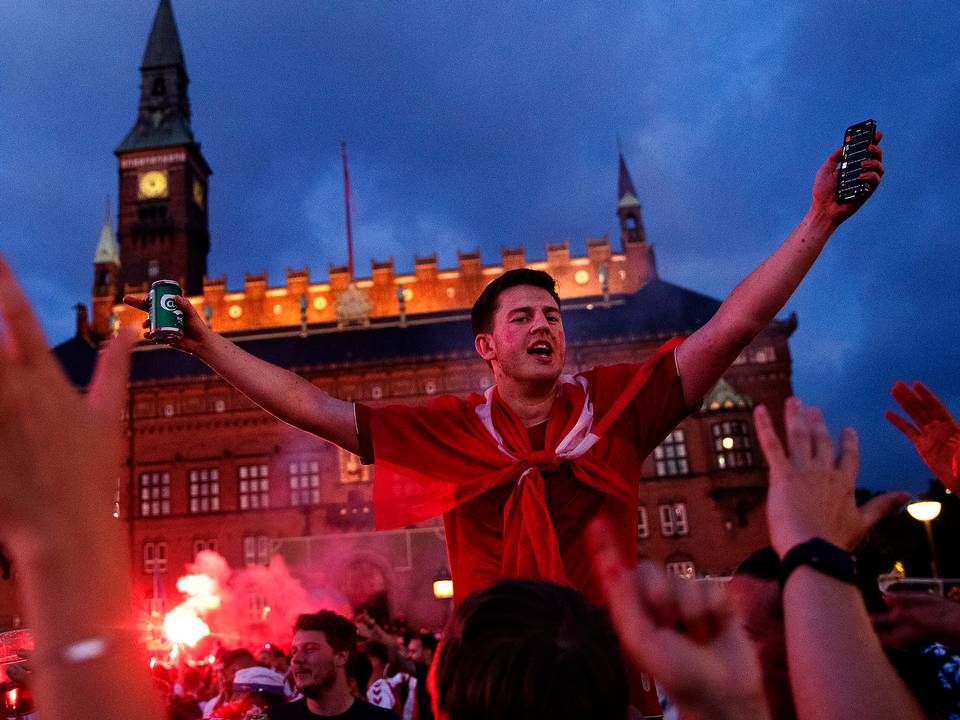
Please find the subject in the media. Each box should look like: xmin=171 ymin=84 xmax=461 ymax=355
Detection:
xmin=470 ymin=268 xmax=560 ymax=336
xmin=220 ymin=648 xmax=257 ymax=683
xmin=433 ymin=578 xmax=628 ymax=720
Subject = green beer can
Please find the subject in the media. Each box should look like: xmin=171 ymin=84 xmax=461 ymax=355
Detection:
xmin=149 ymin=280 xmax=184 ymax=343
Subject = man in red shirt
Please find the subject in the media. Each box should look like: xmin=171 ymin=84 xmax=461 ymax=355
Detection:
xmin=126 ymin=138 xmax=884 ymax=599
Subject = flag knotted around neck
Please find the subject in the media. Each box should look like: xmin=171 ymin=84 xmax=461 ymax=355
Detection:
xmin=369 ymin=337 xmax=683 ymax=588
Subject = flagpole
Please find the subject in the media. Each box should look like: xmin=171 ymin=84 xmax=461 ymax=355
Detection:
xmin=341 ymin=141 xmax=355 ymax=282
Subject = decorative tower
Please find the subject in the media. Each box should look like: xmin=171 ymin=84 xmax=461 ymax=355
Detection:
xmin=92 ymin=199 xmax=121 ymax=338
xmin=114 ymin=0 xmax=211 ymax=297
xmin=617 ymin=151 xmax=656 ymax=289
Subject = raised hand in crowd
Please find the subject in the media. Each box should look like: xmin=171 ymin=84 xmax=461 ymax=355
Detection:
xmin=590 ymin=519 xmax=769 ymax=720
xmin=123 ymin=290 xmax=210 ymax=356
xmin=886 ymin=380 xmax=960 ymax=492
xmin=754 ymin=398 xmax=923 ymax=720
xmin=810 ymin=130 xmax=884 ymax=226
xmin=873 ymin=591 xmax=960 ymax=651
xmin=0 ymin=256 xmax=163 ymax=720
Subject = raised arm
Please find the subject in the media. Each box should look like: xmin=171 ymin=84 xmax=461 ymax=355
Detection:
xmin=0 ymin=256 xmax=163 ymax=720
xmin=124 ymin=293 xmax=359 ymax=454
xmin=755 ymin=398 xmax=923 ymax=720
xmin=676 ymin=134 xmax=884 ymax=406
xmin=885 ymin=380 xmax=960 ymax=492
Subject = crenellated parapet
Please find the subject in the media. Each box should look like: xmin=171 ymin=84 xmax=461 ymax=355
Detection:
xmin=108 ymin=235 xmax=657 ymax=335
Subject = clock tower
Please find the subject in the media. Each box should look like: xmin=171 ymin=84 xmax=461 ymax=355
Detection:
xmin=114 ymin=0 xmax=211 ymax=298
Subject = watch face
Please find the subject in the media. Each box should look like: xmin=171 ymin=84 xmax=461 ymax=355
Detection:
xmin=139 ymin=170 xmax=168 ymax=199
xmin=192 ymin=179 xmax=204 ymax=208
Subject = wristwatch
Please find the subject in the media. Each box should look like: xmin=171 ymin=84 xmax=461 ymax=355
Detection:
xmin=780 ymin=537 xmax=856 ymax=587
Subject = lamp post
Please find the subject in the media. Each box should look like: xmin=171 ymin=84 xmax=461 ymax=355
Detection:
xmin=907 ymin=498 xmax=942 ymax=578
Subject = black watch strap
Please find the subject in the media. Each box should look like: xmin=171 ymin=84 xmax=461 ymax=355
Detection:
xmin=780 ymin=537 xmax=856 ymax=588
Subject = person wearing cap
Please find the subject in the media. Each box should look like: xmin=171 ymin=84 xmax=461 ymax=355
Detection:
xmin=223 ymin=666 xmax=288 ymax=717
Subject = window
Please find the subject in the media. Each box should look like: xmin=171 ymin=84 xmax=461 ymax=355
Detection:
xmin=247 ymin=592 xmax=270 ymax=621
xmin=139 ymin=472 xmax=171 ymax=517
xmin=659 ymin=503 xmax=689 ymax=537
xmin=637 ymin=507 xmax=650 ymax=540
xmin=290 ymin=460 xmax=321 ymax=506
xmin=239 ymin=465 xmax=270 ymax=510
xmin=653 ymin=429 xmax=689 ymax=477
xmin=189 ymin=468 xmax=220 ymax=513
xmin=713 ymin=421 xmax=754 ymax=469
xmin=192 ymin=539 xmax=218 ymax=558
xmin=243 ymin=535 xmax=271 ymax=566
xmin=143 ymin=541 xmax=168 ymax=574
xmin=665 ymin=560 xmax=696 ymax=579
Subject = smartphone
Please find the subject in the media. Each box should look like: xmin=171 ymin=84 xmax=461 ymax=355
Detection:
xmin=836 ymin=119 xmax=877 ymax=203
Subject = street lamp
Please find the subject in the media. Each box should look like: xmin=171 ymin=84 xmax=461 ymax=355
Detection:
xmin=907 ymin=498 xmax=942 ymax=578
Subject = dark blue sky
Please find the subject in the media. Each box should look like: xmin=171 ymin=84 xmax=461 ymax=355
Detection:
xmin=2 ymin=1 xmax=958 ymax=493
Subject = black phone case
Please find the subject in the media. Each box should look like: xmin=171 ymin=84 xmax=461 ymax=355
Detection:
xmin=836 ymin=119 xmax=877 ymax=203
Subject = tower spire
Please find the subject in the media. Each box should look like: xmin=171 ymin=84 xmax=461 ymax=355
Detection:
xmin=117 ymin=0 xmax=195 ymax=152
xmin=94 ymin=197 xmax=120 ymax=266
xmin=616 ymin=151 xmax=647 ymax=246
xmin=142 ymin=0 xmax=186 ymax=69
xmin=617 ymin=151 xmax=639 ymax=208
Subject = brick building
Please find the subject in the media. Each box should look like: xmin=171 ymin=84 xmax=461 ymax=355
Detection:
xmin=49 ymin=0 xmax=796 ymax=631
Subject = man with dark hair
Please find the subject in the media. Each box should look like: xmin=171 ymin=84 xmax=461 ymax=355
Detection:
xmin=469 ymin=267 xmax=560 ymax=336
xmin=268 ymin=612 xmax=394 ymax=720
xmin=432 ymin=578 xmax=629 ymax=720
xmin=202 ymin=648 xmax=257 ymax=718
xmin=127 ymin=138 xmax=885 ymax=601
xmin=405 ymin=633 xmax=438 ymax=720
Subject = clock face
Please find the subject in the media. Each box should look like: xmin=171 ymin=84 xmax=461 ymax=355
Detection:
xmin=139 ymin=170 xmax=168 ymax=199
xmin=192 ymin=179 xmax=205 ymax=208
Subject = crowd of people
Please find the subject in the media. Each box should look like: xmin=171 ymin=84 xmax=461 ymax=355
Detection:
xmin=2 ymin=130 xmax=960 ymax=719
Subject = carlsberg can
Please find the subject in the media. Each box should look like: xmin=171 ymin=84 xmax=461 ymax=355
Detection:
xmin=149 ymin=280 xmax=184 ymax=343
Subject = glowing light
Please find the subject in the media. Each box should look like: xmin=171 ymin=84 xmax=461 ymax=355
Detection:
xmin=721 ymin=436 xmax=735 ymax=450
xmin=273 ymin=303 xmax=283 ymax=315
xmin=313 ymin=296 xmax=328 ymax=310
xmin=228 ymin=304 xmax=243 ymax=319
xmin=164 ymin=605 xmax=210 ymax=647
xmin=907 ymin=500 xmax=942 ymax=522
xmin=162 ymin=571 xmax=220 ymax=648
xmin=893 ymin=561 xmax=905 ymax=575
xmin=433 ymin=579 xmax=454 ymax=599
xmin=6 ymin=688 xmax=18 ymax=706
xmin=574 ymin=269 xmax=590 ymax=285
xmin=150 ymin=657 xmax=157 ymax=669
xmin=177 ymin=574 xmax=221 ymax=609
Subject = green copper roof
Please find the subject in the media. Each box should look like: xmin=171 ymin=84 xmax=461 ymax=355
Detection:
xmin=93 ymin=202 xmax=120 ymax=266
xmin=116 ymin=116 xmax=196 ymax=153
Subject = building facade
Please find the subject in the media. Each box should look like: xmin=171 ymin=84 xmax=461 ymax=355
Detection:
xmin=50 ymin=0 xmax=795 ymax=632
